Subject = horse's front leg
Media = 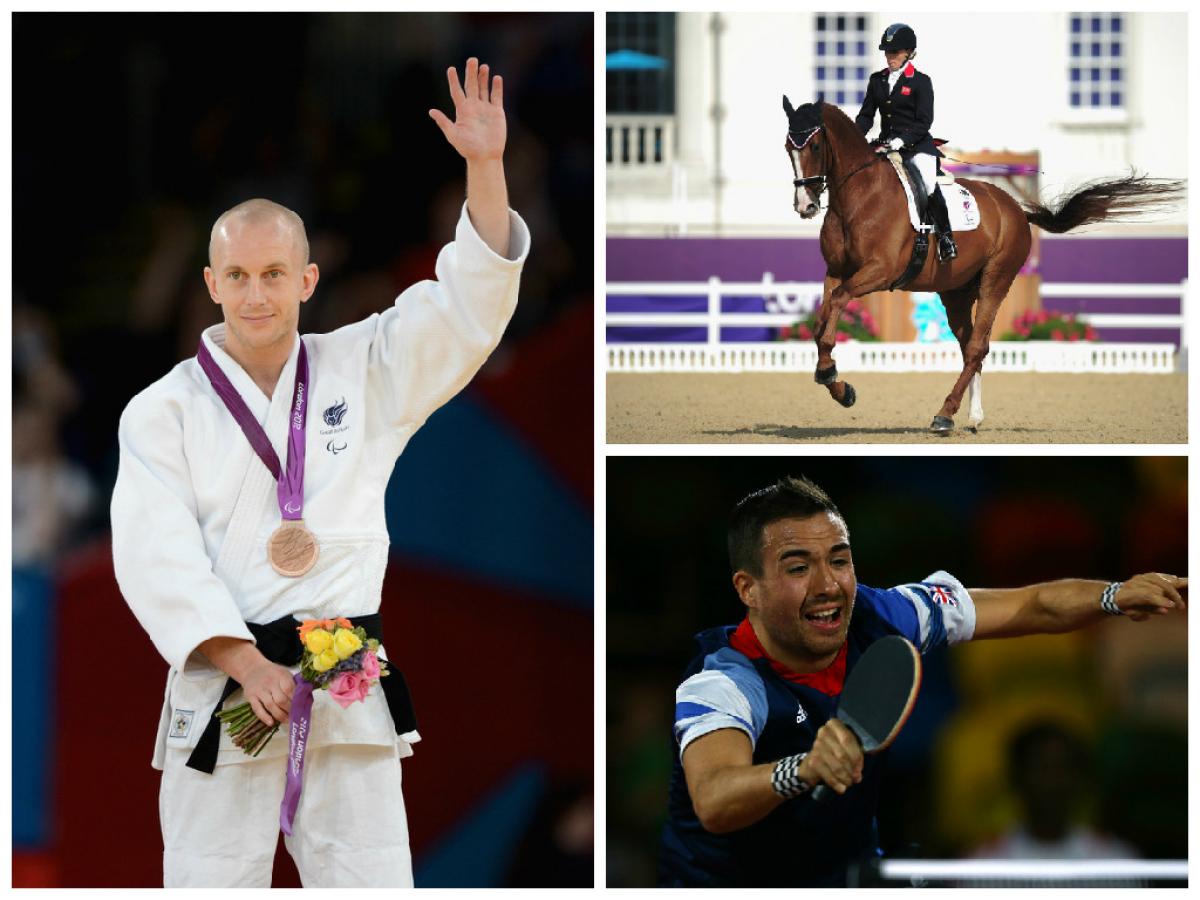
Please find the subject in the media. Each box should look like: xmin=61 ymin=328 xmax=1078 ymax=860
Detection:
xmin=812 ymin=269 xmax=885 ymax=408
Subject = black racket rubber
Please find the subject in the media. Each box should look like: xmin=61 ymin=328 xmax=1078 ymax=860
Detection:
xmin=809 ymin=635 xmax=921 ymax=802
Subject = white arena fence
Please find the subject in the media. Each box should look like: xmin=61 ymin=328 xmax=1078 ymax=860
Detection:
xmin=605 ymin=276 xmax=1183 ymax=374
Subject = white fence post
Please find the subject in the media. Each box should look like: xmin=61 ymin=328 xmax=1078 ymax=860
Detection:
xmin=707 ymin=276 xmax=721 ymax=346
xmin=1180 ymin=278 xmax=1188 ymax=353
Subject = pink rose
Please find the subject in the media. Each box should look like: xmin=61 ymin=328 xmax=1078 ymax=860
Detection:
xmin=328 ymin=671 xmax=370 ymax=708
xmin=1051 ymin=329 xmax=1064 ymax=340
xmin=361 ymin=650 xmax=381 ymax=681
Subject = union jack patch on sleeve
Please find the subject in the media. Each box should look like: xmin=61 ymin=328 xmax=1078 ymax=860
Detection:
xmin=929 ymin=585 xmax=958 ymax=606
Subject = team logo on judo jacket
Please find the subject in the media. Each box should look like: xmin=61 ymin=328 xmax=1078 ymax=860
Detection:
xmin=323 ymin=398 xmax=348 ymax=427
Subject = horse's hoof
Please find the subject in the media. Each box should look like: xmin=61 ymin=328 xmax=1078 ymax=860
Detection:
xmin=814 ymin=364 xmax=838 ymax=385
xmin=838 ymin=383 xmax=857 ymax=408
xmin=930 ymin=415 xmax=954 ymax=434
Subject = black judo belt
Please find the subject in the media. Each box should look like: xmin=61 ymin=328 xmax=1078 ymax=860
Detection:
xmin=185 ymin=612 xmax=418 ymax=774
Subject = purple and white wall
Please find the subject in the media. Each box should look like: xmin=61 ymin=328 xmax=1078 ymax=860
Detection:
xmin=606 ymin=236 xmax=1186 ymax=348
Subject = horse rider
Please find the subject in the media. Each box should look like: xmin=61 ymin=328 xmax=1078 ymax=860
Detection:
xmin=854 ymin=22 xmax=958 ymax=262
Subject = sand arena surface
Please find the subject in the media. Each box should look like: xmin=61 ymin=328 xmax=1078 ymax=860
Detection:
xmin=607 ymin=372 xmax=1187 ymax=444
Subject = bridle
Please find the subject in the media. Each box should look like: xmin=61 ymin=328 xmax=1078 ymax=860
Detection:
xmin=786 ymin=127 xmax=828 ymax=197
xmin=787 ymin=124 xmax=882 ymax=203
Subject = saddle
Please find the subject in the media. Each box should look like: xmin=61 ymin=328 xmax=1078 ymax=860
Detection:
xmin=885 ymin=152 xmax=955 ymax=228
xmin=882 ymin=150 xmax=964 ymax=289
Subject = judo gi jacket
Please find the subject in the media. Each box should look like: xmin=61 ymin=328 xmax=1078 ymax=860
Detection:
xmin=112 ymin=205 xmax=530 ymax=769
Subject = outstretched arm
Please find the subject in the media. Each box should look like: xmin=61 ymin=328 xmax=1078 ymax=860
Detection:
xmin=429 ymin=57 xmax=511 ymax=258
xmin=972 ymin=572 xmax=1186 ymax=640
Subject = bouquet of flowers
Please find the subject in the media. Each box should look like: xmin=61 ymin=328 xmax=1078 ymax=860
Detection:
xmin=776 ymin=297 xmax=881 ymax=343
xmin=1000 ymin=309 xmax=1098 ymax=341
xmin=217 ymin=617 xmax=389 ymax=757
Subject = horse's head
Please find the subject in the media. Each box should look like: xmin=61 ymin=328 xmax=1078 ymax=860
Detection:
xmin=783 ymin=96 xmax=826 ymax=219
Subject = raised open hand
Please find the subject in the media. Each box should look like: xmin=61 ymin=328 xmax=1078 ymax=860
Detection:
xmin=429 ymin=57 xmax=506 ymax=162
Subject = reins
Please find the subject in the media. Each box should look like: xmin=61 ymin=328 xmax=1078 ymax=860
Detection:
xmin=788 ymin=125 xmax=883 ymax=201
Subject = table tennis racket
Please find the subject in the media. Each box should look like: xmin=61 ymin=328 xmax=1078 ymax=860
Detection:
xmin=810 ymin=635 xmax=922 ymax=801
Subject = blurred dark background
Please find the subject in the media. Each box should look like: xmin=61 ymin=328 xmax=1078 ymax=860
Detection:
xmin=607 ymin=456 xmax=1186 ymax=886
xmin=12 ymin=12 xmax=592 ymax=888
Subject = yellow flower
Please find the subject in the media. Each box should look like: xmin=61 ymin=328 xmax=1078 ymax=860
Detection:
xmin=312 ymin=648 xmax=339 ymax=672
xmin=333 ymin=628 xmax=363 ymax=660
xmin=304 ymin=628 xmax=334 ymax=655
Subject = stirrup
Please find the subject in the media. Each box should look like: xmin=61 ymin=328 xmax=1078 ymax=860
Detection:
xmin=937 ymin=234 xmax=958 ymax=262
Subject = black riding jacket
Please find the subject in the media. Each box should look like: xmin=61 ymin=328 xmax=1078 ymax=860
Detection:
xmin=854 ymin=62 xmax=941 ymax=158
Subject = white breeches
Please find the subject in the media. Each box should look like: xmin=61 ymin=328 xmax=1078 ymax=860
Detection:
xmin=160 ymin=744 xmax=413 ymax=887
xmin=910 ymin=152 xmax=938 ymax=194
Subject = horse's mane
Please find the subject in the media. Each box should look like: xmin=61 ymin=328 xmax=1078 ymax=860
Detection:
xmin=819 ymin=102 xmax=868 ymax=149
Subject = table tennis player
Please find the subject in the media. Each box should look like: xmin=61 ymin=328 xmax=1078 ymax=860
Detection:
xmin=658 ymin=475 xmax=1186 ymax=887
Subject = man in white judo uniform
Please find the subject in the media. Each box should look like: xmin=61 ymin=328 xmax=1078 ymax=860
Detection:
xmin=111 ymin=58 xmax=528 ymax=887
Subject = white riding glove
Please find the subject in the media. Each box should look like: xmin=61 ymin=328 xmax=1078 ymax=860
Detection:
xmin=888 ymin=137 xmax=904 ymax=151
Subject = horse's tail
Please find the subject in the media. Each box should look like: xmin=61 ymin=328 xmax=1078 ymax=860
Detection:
xmin=1022 ymin=171 xmax=1184 ymax=234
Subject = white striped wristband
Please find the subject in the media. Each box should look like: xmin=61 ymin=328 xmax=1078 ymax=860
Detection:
xmin=1100 ymin=581 xmax=1123 ymax=616
xmin=771 ymin=753 xmax=810 ymax=800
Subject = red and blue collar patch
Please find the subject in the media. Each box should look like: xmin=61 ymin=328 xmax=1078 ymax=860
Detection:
xmin=730 ymin=618 xmax=848 ymax=695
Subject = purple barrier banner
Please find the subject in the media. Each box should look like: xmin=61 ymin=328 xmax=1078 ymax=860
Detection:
xmin=606 ymin=294 xmax=780 ymax=342
xmin=608 ymin=236 xmax=1185 ymax=285
xmin=605 ymin=294 xmax=777 ymax=313
xmin=607 ymin=327 xmax=774 ymax=343
xmin=1040 ymin=237 xmax=1187 ymax=284
xmin=1044 ymin=296 xmax=1181 ymax=316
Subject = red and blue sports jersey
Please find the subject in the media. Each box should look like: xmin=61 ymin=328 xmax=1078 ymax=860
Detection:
xmin=659 ymin=572 xmax=975 ymax=887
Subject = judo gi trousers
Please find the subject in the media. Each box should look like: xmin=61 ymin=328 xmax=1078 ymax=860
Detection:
xmin=160 ymin=743 xmax=413 ymax=887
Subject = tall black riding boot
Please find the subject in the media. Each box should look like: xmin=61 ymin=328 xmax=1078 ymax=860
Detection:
xmin=930 ymin=187 xmax=958 ymax=262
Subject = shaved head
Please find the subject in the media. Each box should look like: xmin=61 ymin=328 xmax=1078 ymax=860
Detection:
xmin=209 ymin=198 xmax=309 ymax=267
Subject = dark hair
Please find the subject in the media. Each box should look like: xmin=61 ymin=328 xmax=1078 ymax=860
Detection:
xmin=728 ymin=476 xmax=844 ymax=576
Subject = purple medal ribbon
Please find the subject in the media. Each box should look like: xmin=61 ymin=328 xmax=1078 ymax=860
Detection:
xmin=196 ymin=337 xmax=309 ymax=521
xmin=198 ymin=337 xmax=318 ymax=832
xmin=280 ymin=673 xmax=315 ymax=835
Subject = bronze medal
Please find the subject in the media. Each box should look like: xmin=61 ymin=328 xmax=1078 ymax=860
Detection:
xmin=268 ymin=519 xmax=319 ymax=578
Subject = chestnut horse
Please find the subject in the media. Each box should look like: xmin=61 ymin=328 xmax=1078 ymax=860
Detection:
xmin=782 ymin=97 xmax=1182 ymax=433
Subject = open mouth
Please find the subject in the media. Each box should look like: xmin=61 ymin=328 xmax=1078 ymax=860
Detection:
xmin=804 ymin=607 xmax=843 ymax=633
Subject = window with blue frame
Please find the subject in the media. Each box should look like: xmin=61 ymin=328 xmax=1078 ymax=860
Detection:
xmin=606 ymin=12 xmax=676 ymax=114
xmin=814 ymin=13 xmax=870 ymax=108
xmin=1069 ymin=13 xmax=1124 ymax=109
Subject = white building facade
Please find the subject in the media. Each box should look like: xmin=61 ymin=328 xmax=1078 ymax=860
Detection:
xmin=606 ymin=11 xmax=1188 ymax=236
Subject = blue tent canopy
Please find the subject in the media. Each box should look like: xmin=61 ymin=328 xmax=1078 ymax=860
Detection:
xmin=606 ymin=49 xmax=669 ymax=71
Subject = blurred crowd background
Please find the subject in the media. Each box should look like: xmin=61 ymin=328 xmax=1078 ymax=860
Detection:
xmin=607 ymin=456 xmax=1186 ymax=886
xmin=12 ymin=12 xmax=592 ymax=888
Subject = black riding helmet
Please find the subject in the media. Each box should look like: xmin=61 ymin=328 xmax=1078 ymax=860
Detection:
xmin=879 ymin=23 xmax=917 ymax=53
